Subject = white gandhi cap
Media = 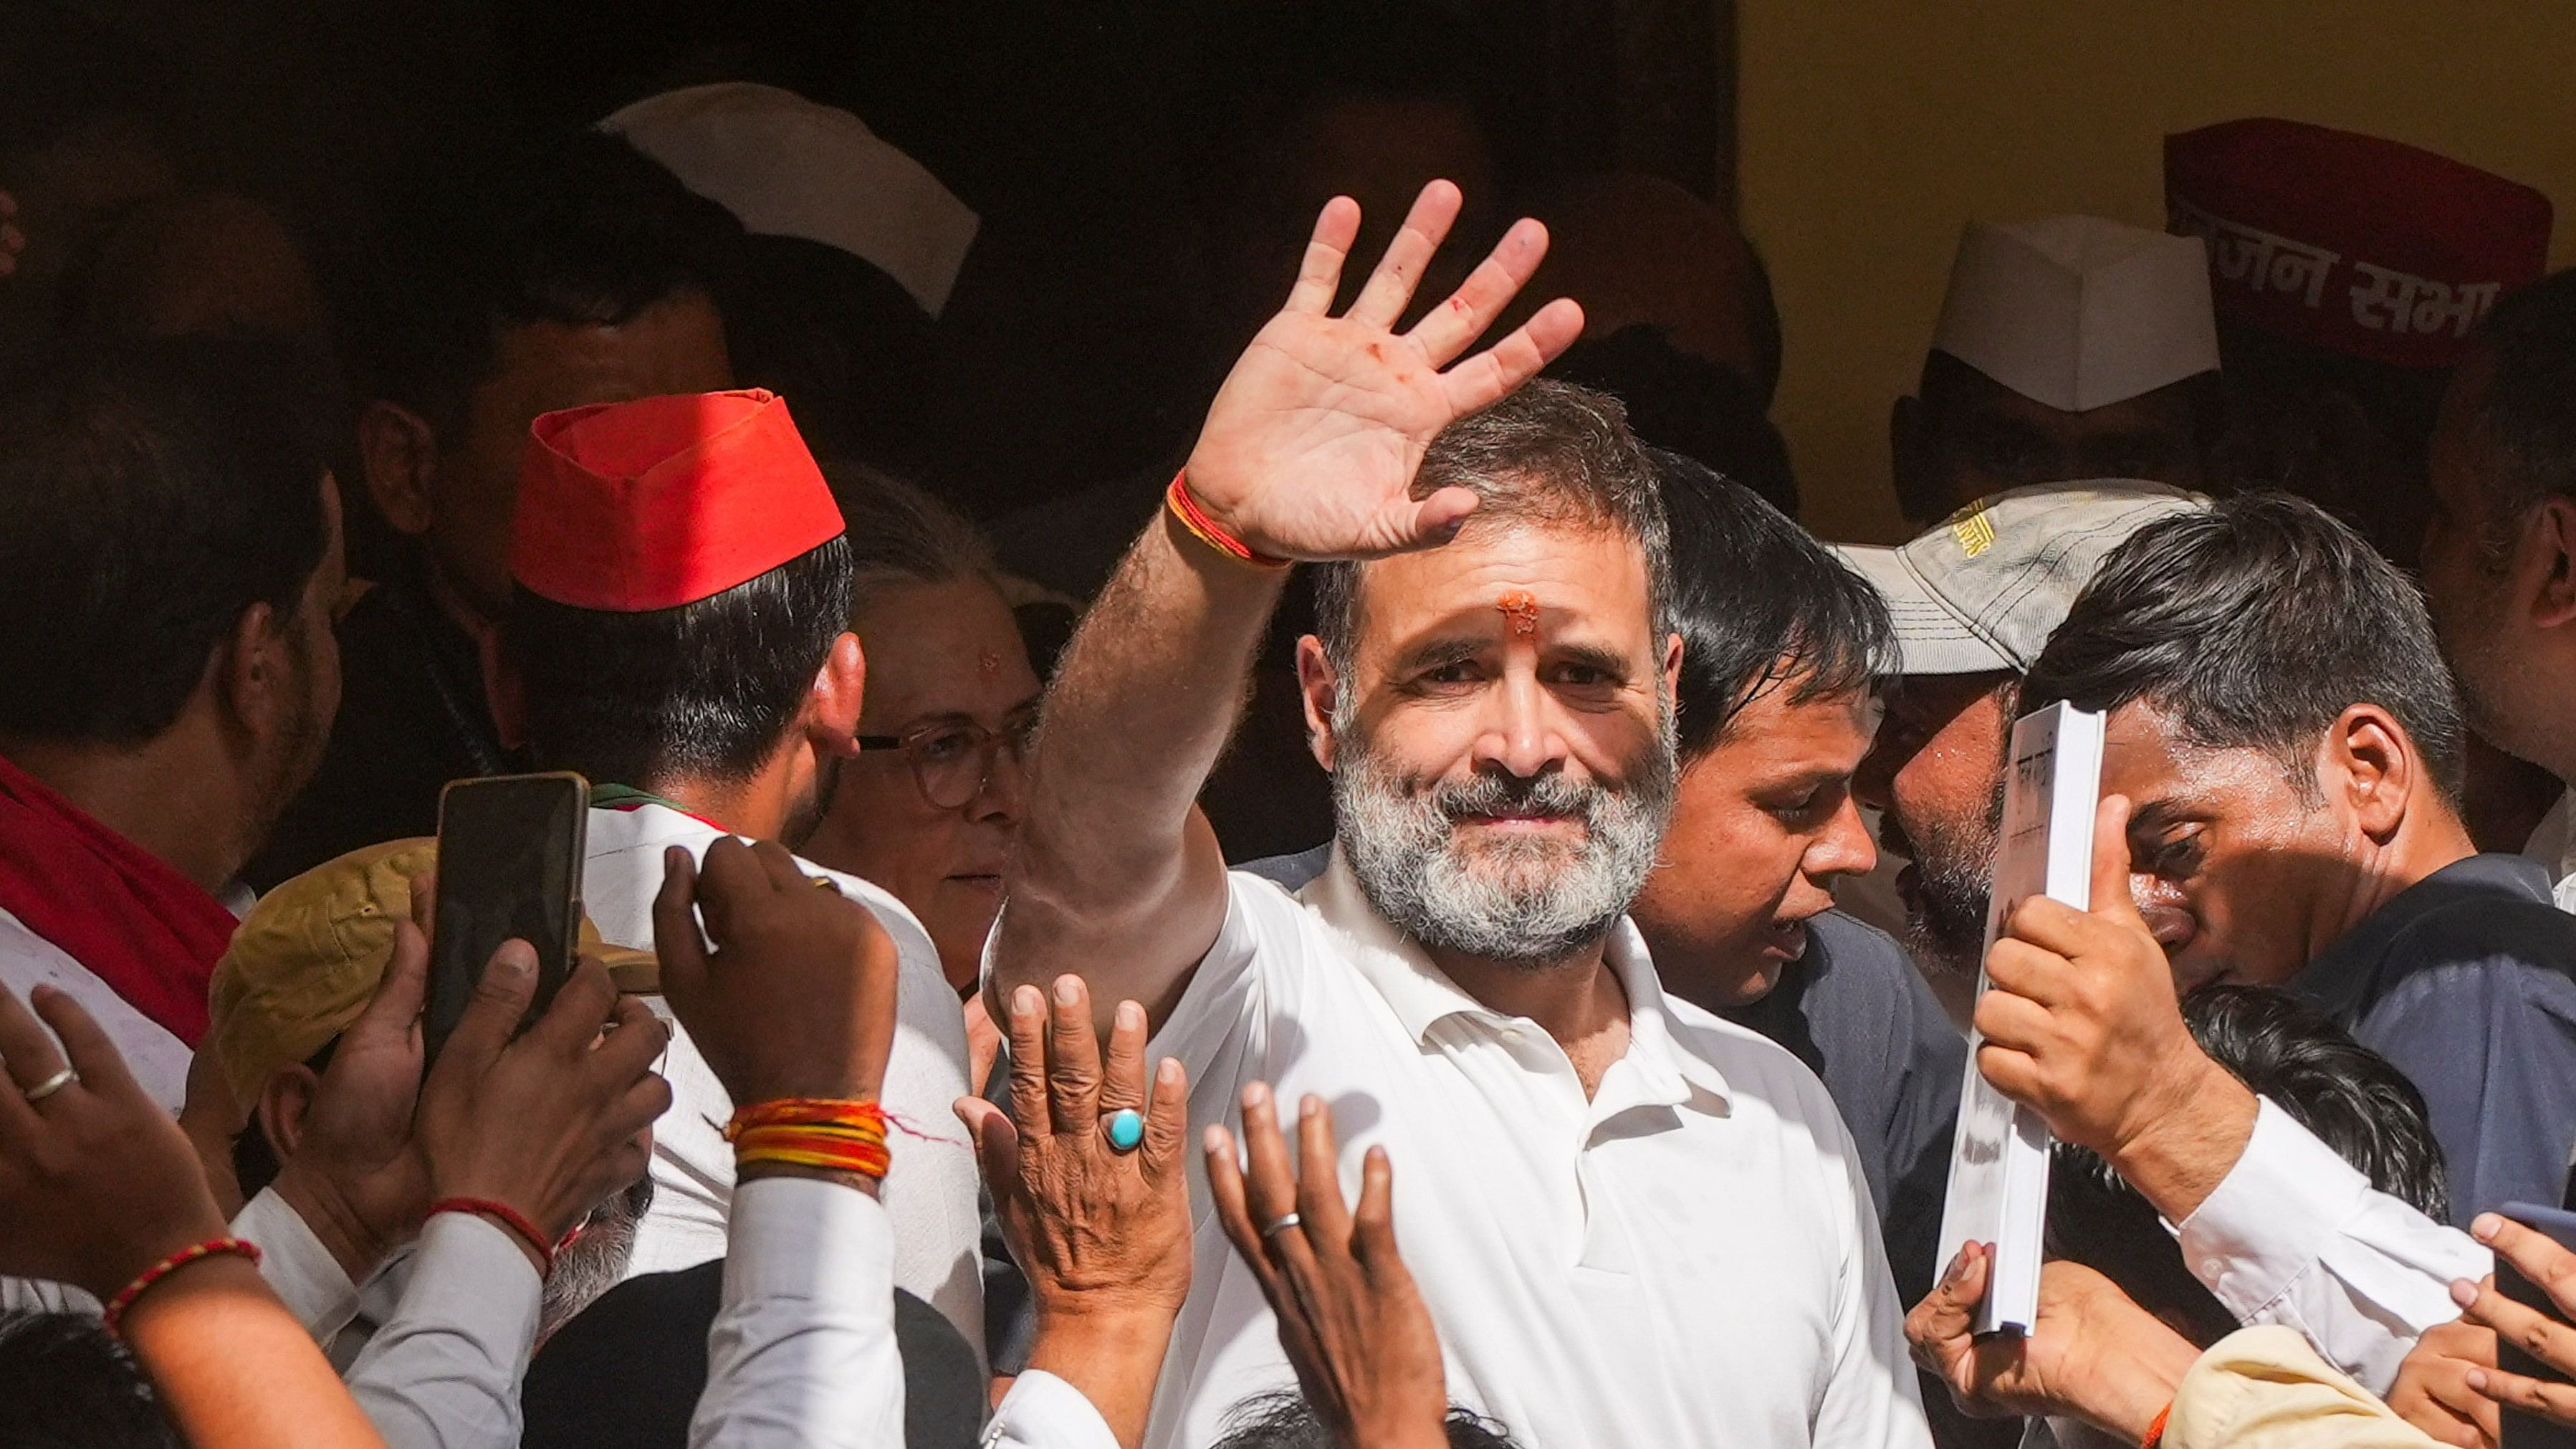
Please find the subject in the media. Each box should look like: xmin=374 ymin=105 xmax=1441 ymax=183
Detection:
xmin=1931 ymin=215 xmax=2220 ymax=413
xmin=603 ymin=82 xmax=980 ymax=319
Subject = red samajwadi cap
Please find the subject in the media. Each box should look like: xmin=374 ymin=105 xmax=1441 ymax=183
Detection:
xmin=512 ymin=389 xmax=846 ymax=611
xmin=2165 ymin=118 xmax=2552 ymax=370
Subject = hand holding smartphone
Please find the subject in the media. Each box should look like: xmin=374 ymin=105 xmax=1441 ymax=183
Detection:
xmin=425 ymin=773 xmax=588 ymax=1068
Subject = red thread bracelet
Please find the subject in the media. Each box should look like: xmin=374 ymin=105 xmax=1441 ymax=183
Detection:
xmin=428 ymin=1197 xmax=556 ymax=1278
xmin=1166 ymin=471 xmax=1290 ymax=570
xmin=2141 ymin=1400 xmax=2172 ymax=1449
xmin=102 ymin=1238 xmax=262 ymax=1335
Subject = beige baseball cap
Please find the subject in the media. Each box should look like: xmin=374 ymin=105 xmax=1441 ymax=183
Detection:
xmin=1835 ymin=482 xmax=2208 ymax=676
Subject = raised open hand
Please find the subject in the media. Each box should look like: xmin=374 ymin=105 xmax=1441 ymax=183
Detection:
xmin=1207 ymin=1086 xmax=1450 ymax=1449
xmin=1182 ymin=181 xmax=1585 ymax=563
xmin=960 ymin=977 xmax=1190 ymax=1449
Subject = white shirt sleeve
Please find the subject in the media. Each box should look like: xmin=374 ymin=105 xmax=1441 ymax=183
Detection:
xmin=231 ymin=1187 xmax=364 ymax=1343
xmin=342 ymin=1210 xmax=543 ymax=1449
xmin=2176 ymin=1097 xmax=2490 ymax=1395
xmin=690 ymin=1176 xmax=904 ymax=1449
xmin=982 ymin=1371 xmax=1124 ymax=1449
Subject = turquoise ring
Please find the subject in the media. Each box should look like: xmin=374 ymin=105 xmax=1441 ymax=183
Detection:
xmin=1105 ymin=1108 xmax=1146 ymax=1153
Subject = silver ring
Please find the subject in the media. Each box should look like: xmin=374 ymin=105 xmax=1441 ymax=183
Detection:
xmin=21 ymin=1066 xmax=75 ymax=1103
xmin=1260 ymin=1212 xmax=1303 ymax=1239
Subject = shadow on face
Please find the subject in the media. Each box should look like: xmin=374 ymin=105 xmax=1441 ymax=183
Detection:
xmin=1895 ymin=352 xmax=2210 ymax=526
xmin=802 ymin=575 xmax=1041 ymax=993
xmin=1632 ymin=674 xmax=1875 ymax=1008
xmin=1854 ymin=671 xmax=2014 ymax=974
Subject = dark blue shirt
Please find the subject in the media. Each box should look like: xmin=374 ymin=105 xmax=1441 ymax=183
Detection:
xmin=2287 ymin=852 xmax=2576 ymax=1226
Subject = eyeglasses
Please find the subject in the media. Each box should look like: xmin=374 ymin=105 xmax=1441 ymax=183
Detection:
xmin=857 ymin=706 xmax=1039 ymax=811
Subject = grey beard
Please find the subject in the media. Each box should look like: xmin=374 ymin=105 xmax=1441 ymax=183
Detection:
xmin=1902 ymin=782 xmax=2004 ymax=978
xmin=539 ymin=1173 xmax=655 ymax=1342
xmin=1331 ymin=725 xmax=1677 ymax=969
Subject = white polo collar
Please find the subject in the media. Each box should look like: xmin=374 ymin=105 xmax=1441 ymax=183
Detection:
xmin=1299 ymin=848 xmax=1731 ymax=1110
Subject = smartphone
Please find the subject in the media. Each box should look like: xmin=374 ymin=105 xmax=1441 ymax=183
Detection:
xmin=424 ymin=772 xmax=588 ymax=1068
xmin=2499 ymin=1202 xmax=2576 ymax=1449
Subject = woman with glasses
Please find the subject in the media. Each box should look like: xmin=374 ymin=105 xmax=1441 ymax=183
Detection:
xmin=799 ymin=468 xmax=1042 ymax=1063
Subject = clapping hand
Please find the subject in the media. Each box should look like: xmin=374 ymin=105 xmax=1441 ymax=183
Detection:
xmin=1207 ymin=1086 xmax=1450 ymax=1449
xmin=1181 ymin=181 xmax=1584 ymax=563
xmin=959 ymin=976 xmax=1191 ymax=1449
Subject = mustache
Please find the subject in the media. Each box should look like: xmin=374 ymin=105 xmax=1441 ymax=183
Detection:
xmin=1430 ymin=768 xmax=1603 ymax=822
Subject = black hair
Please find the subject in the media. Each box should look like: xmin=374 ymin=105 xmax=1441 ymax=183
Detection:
xmin=2459 ymin=268 xmax=2576 ymax=530
xmin=2048 ymin=985 xmax=2447 ymax=1344
xmin=347 ymin=128 xmax=742 ymax=440
xmin=820 ymin=462 xmax=1000 ymax=623
xmin=1548 ymin=324 xmax=1797 ymax=515
xmin=0 ymin=338 xmax=332 ymax=743
xmin=2020 ymin=491 xmax=2466 ymax=805
xmin=1311 ymin=379 xmax=1670 ymax=679
xmin=1653 ymin=449 xmax=1890 ymax=761
xmin=0 ymin=1311 xmax=179 ymax=1449
xmin=509 ymin=537 xmax=854 ymax=788
xmin=1212 ymin=1391 xmax=1521 ymax=1449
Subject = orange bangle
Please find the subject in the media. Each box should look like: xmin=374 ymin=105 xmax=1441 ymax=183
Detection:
xmin=727 ymin=1097 xmax=894 ymax=1180
xmin=102 ymin=1238 xmax=262 ymax=1335
xmin=1166 ymin=471 xmax=1289 ymax=570
xmin=2142 ymin=1400 xmax=2172 ymax=1449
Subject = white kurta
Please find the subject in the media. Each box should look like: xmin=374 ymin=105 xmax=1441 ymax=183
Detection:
xmin=0 ymin=904 xmax=195 ymax=1112
xmin=580 ymin=803 xmax=984 ymax=1352
xmin=1004 ymin=851 xmax=1933 ymax=1449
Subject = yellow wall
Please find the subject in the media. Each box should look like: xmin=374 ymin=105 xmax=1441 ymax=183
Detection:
xmin=1738 ymin=1 xmax=2576 ymax=544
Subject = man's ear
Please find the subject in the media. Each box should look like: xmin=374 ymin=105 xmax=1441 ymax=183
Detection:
xmin=214 ymin=601 xmax=289 ymax=742
xmin=1661 ymin=631 xmax=1684 ymax=715
xmin=2323 ymin=703 xmax=2416 ymax=842
xmin=1890 ymin=393 xmax=1938 ymax=526
xmin=2529 ymin=496 xmax=2576 ymax=631
xmin=803 ymin=631 xmax=868 ymax=760
xmin=356 ymin=399 xmax=439 ymax=537
xmin=1296 ymin=635 xmax=1341 ymax=772
xmin=254 ymin=1063 xmax=323 ymax=1162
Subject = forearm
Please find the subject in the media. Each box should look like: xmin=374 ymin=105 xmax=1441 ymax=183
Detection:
xmin=691 ymin=1175 xmax=903 ymax=1449
xmin=996 ymin=512 xmax=1285 ymax=1015
xmin=122 ymin=1257 xmax=391 ymax=1449
xmin=343 ymin=1213 xmax=542 ymax=1449
xmin=1024 ymin=1304 xmax=1179 ymax=1449
xmin=2109 ymin=1056 xmax=2259 ymax=1225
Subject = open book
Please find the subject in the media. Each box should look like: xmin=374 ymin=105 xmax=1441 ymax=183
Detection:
xmin=1934 ymin=701 xmax=2106 ymax=1336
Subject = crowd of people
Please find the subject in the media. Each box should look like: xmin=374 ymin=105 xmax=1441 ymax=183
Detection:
xmin=9 ymin=32 xmax=2576 ymax=1449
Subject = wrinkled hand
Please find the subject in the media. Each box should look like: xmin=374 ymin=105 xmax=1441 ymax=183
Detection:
xmin=2453 ymin=1213 xmax=2576 ymax=1432
xmin=655 ymin=839 xmax=901 ymax=1109
xmin=2390 ymin=1316 xmax=2499 ymax=1448
xmin=1207 ymin=1086 xmax=1448 ymax=1449
xmin=960 ymin=977 xmax=1189 ymax=1449
xmin=269 ymin=886 xmax=441 ymax=1280
xmin=0 ymin=983 xmax=229 ymax=1300
xmin=1974 ymin=796 xmax=2255 ymax=1215
xmin=1907 ymin=1245 xmax=2195 ymax=1436
xmin=1182 ymin=181 xmax=1585 ymax=563
xmin=413 ymin=942 xmax=668 ymax=1245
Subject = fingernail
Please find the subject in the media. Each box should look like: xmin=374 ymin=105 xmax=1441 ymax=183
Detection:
xmin=1053 ymin=976 xmax=1081 ymax=1006
xmin=2454 ymin=1278 xmax=2481 ymax=1307
xmin=2470 ymin=1369 xmax=2490 ymax=1392
xmin=1013 ymin=985 xmax=1043 ymax=1018
xmin=1116 ymin=1000 xmax=1144 ymax=1031
xmin=1301 ymin=1094 xmax=1320 ymax=1119
xmin=2474 ymin=1213 xmax=2504 ymax=1243
xmin=1157 ymin=1058 xmax=1183 ymax=1086
xmin=1203 ymin=1125 xmax=1230 ymax=1155
xmin=1243 ymin=1082 xmax=1269 ymax=1109
xmin=495 ymin=944 xmax=532 ymax=977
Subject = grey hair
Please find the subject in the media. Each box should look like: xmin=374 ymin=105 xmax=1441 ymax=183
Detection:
xmin=1310 ymin=378 xmax=1673 ymax=682
xmin=818 ymin=459 xmax=1000 ymax=621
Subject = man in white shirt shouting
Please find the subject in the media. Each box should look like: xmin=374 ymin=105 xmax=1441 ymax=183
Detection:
xmin=990 ymin=181 xmax=1929 ymax=1449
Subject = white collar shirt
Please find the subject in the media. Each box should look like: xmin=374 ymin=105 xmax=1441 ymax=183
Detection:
xmin=580 ymin=802 xmax=984 ymax=1353
xmin=1121 ymin=851 xmax=1930 ymax=1449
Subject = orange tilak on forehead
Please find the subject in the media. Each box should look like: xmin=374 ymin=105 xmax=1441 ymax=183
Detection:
xmin=1496 ymin=589 xmax=1541 ymax=638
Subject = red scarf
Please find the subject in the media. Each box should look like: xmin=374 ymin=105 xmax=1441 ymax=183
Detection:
xmin=0 ymin=753 xmax=237 ymax=1046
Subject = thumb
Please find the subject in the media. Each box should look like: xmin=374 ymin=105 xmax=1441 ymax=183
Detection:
xmin=2087 ymin=794 xmax=2148 ymax=928
xmin=1396 ymin=487 xmax=1479 ymax=552
xmin=436 ymin=939 xmax=537 ymax=1085
xmin=348 ymin=919 xmax=431 ymax=1048
xmin=651 ymin=846 xmax=709 ymax=1027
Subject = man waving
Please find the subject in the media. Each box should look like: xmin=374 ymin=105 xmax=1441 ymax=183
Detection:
xmin=990 ymin=182 xmax=1928 ymax=1449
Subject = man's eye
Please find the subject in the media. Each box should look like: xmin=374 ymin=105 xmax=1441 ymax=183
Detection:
xmin=915 ymin=730 xmax=977 ymax=762
xmin=2142 ymin=833 xmax=2205 ymax=876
